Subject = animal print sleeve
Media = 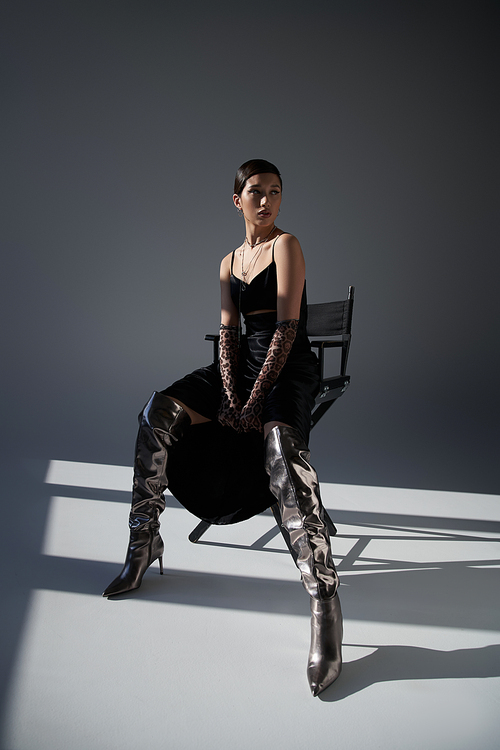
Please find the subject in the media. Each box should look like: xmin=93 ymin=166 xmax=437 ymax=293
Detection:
xmin=239 ymin=319 xmax=299 ymax=432
xmin=217 ymin=324 xmax=242 ymax=430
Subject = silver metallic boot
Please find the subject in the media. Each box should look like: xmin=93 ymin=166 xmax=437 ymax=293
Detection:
xmin=265 ymin=425 xmax=342 ymax=696
xmin=103 ymin=392 xmax=190 ymax=597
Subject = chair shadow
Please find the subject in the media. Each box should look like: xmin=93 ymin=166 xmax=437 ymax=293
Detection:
xmin=320 ymin=643 xmax=500 ymax=701
xmin=2 ymin=458 xmax=498 ymax=730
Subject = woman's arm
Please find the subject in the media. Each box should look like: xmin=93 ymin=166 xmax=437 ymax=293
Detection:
xmin=220 ymin=253 xmax=240 ymax=326
xmin=218 ymin=253 xmax=242 ymax=430
xmin=275 ymin=233 xmax=305 ymax=321
xmin=239 ymin=234 xmax=305 ymax=432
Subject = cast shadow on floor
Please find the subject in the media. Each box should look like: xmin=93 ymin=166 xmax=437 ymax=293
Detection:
xmin=2 ymin=459 xmax=499 ymax=717
xmin=319 ymin=643 xmax=500 ymax=701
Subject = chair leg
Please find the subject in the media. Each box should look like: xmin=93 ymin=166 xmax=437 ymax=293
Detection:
xmin=188 ymin=520 xmax=212 ymax=543
xmin=188 ymin=505 xmax=335 ymax=546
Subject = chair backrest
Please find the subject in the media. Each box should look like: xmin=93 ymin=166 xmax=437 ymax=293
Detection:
xmin=306 ymin=286 xmax=354 ymax=337
xmin=306 ymin=286 xmax=354 ymax=379
xmin=206 ymin=286 xmax=355 ymax=377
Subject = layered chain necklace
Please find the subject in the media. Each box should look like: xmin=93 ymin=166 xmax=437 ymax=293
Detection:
xmin=240 ymin=225 xmax=275 ymax=289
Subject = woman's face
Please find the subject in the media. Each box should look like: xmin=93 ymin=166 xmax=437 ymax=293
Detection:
xmin=234 ymin=172 xmax=282 ymax=226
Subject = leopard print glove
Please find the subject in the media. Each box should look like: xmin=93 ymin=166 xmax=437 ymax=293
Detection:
xmin=217 ymin=324 xmax=242 ymax=431
xmin=239 ymin=319 xmax=299 ymax=433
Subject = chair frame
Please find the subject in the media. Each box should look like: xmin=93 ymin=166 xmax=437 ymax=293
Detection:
xmin=188 ymin=285 xmax=355 ymax=546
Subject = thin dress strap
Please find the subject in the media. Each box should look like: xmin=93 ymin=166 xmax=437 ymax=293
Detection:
xmin=230 ymin=249 xmax=236 ymax=274
xmin=272 ymin=236 xmax=277 ymax=261
xmin=272 ymin=232 xmax=289 ymax=261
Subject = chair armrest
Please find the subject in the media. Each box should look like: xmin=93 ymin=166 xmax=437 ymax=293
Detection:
xmin=310 ymin=337 xmax=351 ymax=378
xmin=310 ymin=340 xmax=342 ymax=349
xmin=205 ymin=334 xmax=220 ymax=363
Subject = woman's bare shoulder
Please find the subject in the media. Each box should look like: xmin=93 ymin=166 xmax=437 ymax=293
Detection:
xmin=274 ymin=232 xmax=304 ymax=259
xmin=220 ymin=249 xmax=236 ymax=278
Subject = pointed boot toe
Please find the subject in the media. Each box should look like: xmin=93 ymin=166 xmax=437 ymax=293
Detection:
xmin=307 ymin=595 xmax=343 ymax=696
xmin=103 ymin=530 xmax=164 ymax=597
xmin=308 ymin=660 xmax=342 ymax=697
xmin=102 ymin=575 xmax=138 ymax=598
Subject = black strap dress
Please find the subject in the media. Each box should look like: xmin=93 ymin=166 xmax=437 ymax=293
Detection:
xmin=162 ymin=237 xmax=320 ymax=524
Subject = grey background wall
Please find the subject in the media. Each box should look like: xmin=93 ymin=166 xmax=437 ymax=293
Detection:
xmin=1 ymin=0 xmax=498 ymax=494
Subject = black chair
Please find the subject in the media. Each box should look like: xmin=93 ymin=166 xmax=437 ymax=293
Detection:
xmin=188 ymin=285 xmax=355 ymax=546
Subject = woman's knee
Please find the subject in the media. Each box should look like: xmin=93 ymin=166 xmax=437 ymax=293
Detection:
xmin=169 ymin=397 xmax=211 ymax=425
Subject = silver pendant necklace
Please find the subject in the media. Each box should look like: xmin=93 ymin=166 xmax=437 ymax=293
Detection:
xmin=241 ymin=225 xmax=275 ymax=288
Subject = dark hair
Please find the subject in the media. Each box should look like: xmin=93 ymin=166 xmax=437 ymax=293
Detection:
xmin=234 ymin=159 xmax=282 ymax=196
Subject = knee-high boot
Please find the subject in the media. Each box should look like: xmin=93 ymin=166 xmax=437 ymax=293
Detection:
xmin=265 ymin=425 xmax=342 ymax=696
xmin=103 ymin=392 xmax=191 ymax=597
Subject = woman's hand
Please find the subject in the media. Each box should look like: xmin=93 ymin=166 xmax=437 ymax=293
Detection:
xmin=239 ymin=397 xmax=264 ymax=432
xmin=217 ymin=392 xmax=242 ymax=431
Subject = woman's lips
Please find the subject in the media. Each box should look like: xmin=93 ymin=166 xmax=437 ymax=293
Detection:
xmin=258 ymin=211 xmax=271 ymax=217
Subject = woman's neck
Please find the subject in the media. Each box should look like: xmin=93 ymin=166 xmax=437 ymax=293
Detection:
xmin=244 ymin=221 xmax=277 ymax=247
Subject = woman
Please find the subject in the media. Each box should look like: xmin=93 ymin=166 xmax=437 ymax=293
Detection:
xmin=103 ymin=159 xmax=343 ymax=696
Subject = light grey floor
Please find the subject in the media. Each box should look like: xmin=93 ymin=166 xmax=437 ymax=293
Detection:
xmin=1 ymin=458 xmax=499 ymax=750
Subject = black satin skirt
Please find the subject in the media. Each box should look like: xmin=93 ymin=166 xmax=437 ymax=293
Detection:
xmin=162 ymin=312 xmax=320 ymax=524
